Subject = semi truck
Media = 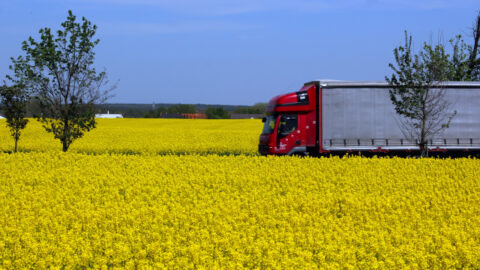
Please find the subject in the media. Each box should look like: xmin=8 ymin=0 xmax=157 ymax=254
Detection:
xmin=258 ymin=80 xmax=480 ymax=156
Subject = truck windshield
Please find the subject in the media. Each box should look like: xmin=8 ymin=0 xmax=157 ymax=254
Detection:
xmin=262 ymin=116 xmax=276 ymax=134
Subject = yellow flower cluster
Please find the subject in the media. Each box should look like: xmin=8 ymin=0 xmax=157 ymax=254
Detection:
xmin=1 ymin=153 xmax=480 ymax=268
xmin=0 ymin=119 xmax=263 ymax=155
xmin=0 ymin=119 xmax=479 ymax=268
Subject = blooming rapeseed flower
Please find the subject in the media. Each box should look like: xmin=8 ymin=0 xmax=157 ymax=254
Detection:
xmin=0 ymin=119 xmax=479 ymax=268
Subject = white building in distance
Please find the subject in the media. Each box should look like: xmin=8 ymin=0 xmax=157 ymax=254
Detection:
xmin=95 ymin=110 xmax=123 ymax=119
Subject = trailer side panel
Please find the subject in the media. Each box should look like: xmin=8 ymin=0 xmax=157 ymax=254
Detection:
xmin=320 ymin=86 xmax=480 ymax=151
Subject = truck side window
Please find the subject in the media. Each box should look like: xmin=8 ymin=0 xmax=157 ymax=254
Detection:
xmin=278 ymin=115 xmax=297 ymax=137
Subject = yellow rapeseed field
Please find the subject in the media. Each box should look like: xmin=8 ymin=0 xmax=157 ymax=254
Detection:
xmin=0 ymin=119 xmax=262 ymax=155
xmin=0 ymin=119 xmax=480 ymax=269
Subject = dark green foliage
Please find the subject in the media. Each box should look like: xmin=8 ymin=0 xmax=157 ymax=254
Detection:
xmin=167 ymin=104 xmax=196 ymax=114
xmin=143 ymin=104 xmax=197 ymax=118
xmin=94 ymin=104 xmax=240 ymax=118
xmin=9 ymin=10 xmax=114 ymax=152
xmin=205 ymin=107 xmax=230 ymax=119
xmin=0 ymin=84 xmax=29 ymax=152
xmin=143 ymin=109 xmax=158 ymax=118
xmin=234 ymin=103 xmax=267 ymax=114
xmin=448 ymin=35 xmax=472 ymax=81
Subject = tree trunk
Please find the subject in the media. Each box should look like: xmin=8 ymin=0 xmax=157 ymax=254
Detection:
xmin=14 ymin=138 xmax=18 ymax=153
xmin=419 ymin=142 xmax=428 ymax=157
xmin=63 ymin=118 xmax=69 ymax=152
xmin=62 ymin=140 xmax=69 ymax=152
xmin=420 ymin=96 xmax=428 ymax=157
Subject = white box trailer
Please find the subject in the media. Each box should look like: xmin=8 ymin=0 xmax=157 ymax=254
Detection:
xmin=319 ymin=81 xmax=480 ymax=152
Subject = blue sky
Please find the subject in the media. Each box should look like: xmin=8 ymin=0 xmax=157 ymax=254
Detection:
xmin=0 ymin=0 xmax=478 ymax=105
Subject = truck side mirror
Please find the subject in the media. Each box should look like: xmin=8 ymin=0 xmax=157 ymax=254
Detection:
xmin=262 ymin=117 xmax=266 ymax=123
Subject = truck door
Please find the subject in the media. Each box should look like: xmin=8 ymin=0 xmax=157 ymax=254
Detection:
xmin=276 ymin=114 xmax=301 ymax=154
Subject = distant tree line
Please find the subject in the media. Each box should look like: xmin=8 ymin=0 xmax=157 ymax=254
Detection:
xmin=141 ymin=103 xmax=267 ymax=119
xmin=233 ymin=103 xmax=267 ymax=114
xmin=205 ymin=107 xmax=230 ymax=119
xmin=144 ymin=104 xmax=197 ymax=118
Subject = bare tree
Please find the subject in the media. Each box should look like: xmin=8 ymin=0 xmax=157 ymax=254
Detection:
xmin=386 ymin=32 xmax=456 ymax=157
xmin=393 ymin=86 xmax=456 ymax=155
xmin=8 ymin=10 xmax=115 ymax=152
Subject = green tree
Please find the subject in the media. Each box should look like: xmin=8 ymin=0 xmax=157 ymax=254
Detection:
xmin=448 ymin=35 xmax=472 ymax=81
xmin=9 ymin=10 xmax=114 ymax=152
xmin=234 ymin=102 xmax=267 ymax=114
xmin=205 ymin=107 xmax=230 ymax=119
xmin=144 ymin=105 xmax=197 ymax=118
xmin=167 ymin=104 xmax=196 ymax=114
xmin=155 ymin=107 xmax=167 ymax=115
xmin=0 ymin=84 xmax=29 ymax=152
xmin=252 ymin=102 xmax=267 ymax=113
xmin=143 ymin=110 xmax=157 ymax=118
xmin=386 ymin=32 xmax=457 ymax=157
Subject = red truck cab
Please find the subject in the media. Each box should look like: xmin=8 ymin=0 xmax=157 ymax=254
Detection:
xmin=259 ymin=83 xmax=318 ymax=156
